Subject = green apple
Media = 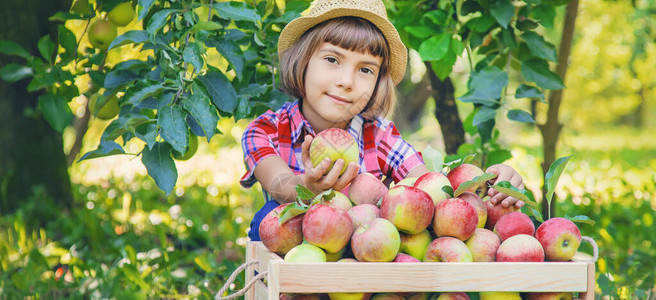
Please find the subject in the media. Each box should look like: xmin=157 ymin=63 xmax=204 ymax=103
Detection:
xmin=88 ymin=93 xmax=119 ymax=120
xmin=108 ymin=2 xmax=135 ymax=26
xmin=479 ymin=292 xmax=521 ymax=300
xmin=284 ymin=244 xmax=326 ymax=262
xmin=88 ymin=19 xmax=117 ymax=50
xmin=173 ymin=134 xmax=199 ymax=161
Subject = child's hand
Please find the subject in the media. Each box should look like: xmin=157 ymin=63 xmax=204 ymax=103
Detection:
xmin=300 ymin=135 xmax=359 ymax=195
xmin=485 ymin=164 xmax=525 ymax=209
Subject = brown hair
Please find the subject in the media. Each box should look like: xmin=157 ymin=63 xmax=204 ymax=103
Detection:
xmin=279 ymin=17 xmax=397 ymax=120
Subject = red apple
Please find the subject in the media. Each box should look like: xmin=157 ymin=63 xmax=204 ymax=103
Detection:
xmin=437 ymin=292 xmax=470 ymax=300
xmin=496 ymin=234 xmax=545 ymax=262
xmin=433 ymin=198 xmax=478 ymax=241
xmin=526 ymin=292 xmax=573 ymax=300
xmin=284 ymin=244 xmax=327 ymax=262
xmin=310 ymin=128 xmax=359 ymax=175
xmin=458 ymin=191 xmax=487 ymax=228
xmin=465 ymin=228 xmax=501 ymax=262
xmin=447 ymin=163 xmax=485 ymax=193
xmin=423 ymin=237 xmax=473 ymax=262
xmin=535 ymin=217 xmax=582 ymax=261
xmin=351 ymin=218 xmax=400 ymax=262
xmin=393 ymin=177 xmax=418 ymax=187
xmin=329 ymin=191 xmax=353 ymax=211
xmin=484 ymin=200 xmax=520 ymax=230
xmin=413 ymin=172 xmax=452 ymax=205
xmin=392 ymin=253 xmax=420 ymax=262
xmin=399 ymin=229 xmax=432 ymax=261
xmin=347 ymin=204 xmax=380 ymax=229
xmin=259 ymin=203 xmax=303 ymax=255
xmin=493 ymin=212 xmax=535 ymax=242
xmin=349 ymin=172 xmax=388 ymax=205
xmin=381 ymin=185 xmax=434 ymax=235
xmin=303 ymin=204 xmax=354 ymax=253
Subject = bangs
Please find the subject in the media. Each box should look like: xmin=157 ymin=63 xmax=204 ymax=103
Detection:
xmin=317 ymin=17 xmax=389 ymax=62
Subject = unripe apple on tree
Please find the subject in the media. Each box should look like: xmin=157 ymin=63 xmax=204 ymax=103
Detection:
xmin=349 ymin=172 xmax=388 ymax=205
xmin=108 ymin=2 xmax=135 ymax=27
xmin=258 ymin=203 xmax=303 ymax=256
xmin=350 ymin=218 xmax=400 ymax=262
xmin=496 ymin=234 xmax=545 ymax=262
xmin=423 ymin=237 xmax=473 ymax=262
xmin=284 ymin=244 xmax=326 ymax=262
xmin=493 ymin=211 xmax=535 ymax=242
xmin=433 ymin=197 xmax=478 ymax=241
xmin=413 ymin=172 xmax=452 ymax=206
xmin=172 ymin=134 xmax=199 ymax=161
xmin=380 ymin=185 xmax=434 ymax=235
xmin=458 ymin=191 xmax=487 ymax=228
xmin=535 ymin=217 xmax=582 ymax=261
xmin=465 ymin=228 xmax=500 ymax=262
xmin=310 ymin=128 xmax=358 ymax=175
xmin=88 ymin=93 xmax=119 ymax=120
xmin=302 ymin=204 xmax=353 ymax=254
xmin=88 ymin=19 xmax=117 ymax=50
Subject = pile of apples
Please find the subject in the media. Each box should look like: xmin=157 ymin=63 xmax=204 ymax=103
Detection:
xmin=259 ymin=129 xmax=583 ymax=300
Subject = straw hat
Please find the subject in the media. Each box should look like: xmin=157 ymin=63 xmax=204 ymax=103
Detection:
xmin=277 ymin=0 xmax=407 ymax=84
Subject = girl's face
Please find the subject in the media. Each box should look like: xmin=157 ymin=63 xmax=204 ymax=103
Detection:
xmin=302 ymin=42 xmax=382 ymax=133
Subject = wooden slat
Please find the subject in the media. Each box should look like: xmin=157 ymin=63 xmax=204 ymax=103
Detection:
xmin=273 ymin=261 xmax=589 ymax=293
xmin=245 ymin=242 xmax=256 ymax=300
xmin=253 ymin=242 xmax=283 ymax=274
xmin=579 ymin=262 xmax=596 ymax=300
xmin=254 ymin=279 xmax=269 ymax=300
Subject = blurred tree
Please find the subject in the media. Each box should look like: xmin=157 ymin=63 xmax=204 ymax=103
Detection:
xmin=0 ymin=0 xmax=73 ymax=214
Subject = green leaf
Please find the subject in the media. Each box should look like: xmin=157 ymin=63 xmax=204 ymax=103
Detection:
xmin=486 ymin=149 xmax=512 ymax=166
xmin=109 ymin=30 xmax=148 ymax=50
xmin=454 ymin=173 xmax=497 ymax=197
xmin=183 ymin=42 xmax=204 ymax=73
xmin=104 ymin=69 xmax=140 ymax=89
xmin=531 ymin=4 xmax=556 ymax=29
xmin=507 ymin=109 xmax=535 ymax=123
xmin=135 ymin=123 xmax=157 ymax=150
xmin=473 ymin=106 xmax=497 ymax=126
xmin=123 ymin=81 xmax=164 ymax=106
xmin=37 ymin=35 xmax=55 ymax=65
xmin=522 ymin=31 xmax=557 ymax=62
xmin=465 ymin=14 xmax=496 ymax=32
xmin=147 ymin=9 xmax=177 ymax=35
xmin=422 ymin=145 xmax=444 ymax=173
xmin=138 ymin=0 xmax=156 ymax=21
xmin=194 ymin=255 xmax=213 ymax=273
xmin=521 ymin=57 xmax=565 ymax=90
xmin=459 ymin=66 xmax=508 ymax=104
xmin=296 ymin=184 xmax=315 ymax=201
xmin=442 ymin=185 xmax=454 ymax=198
xmin=186 ymin=21 xmax=222 ymax=35
xmin=141 ymin=142 xmax=178 ymax=195
xmin=545 ymin=155 xmax=572 ymax=207
xmin=279 ymin=202 xmax=308 ymax=224
xmin=490 ymin=0 xmax=514 ymax=28
xmin=208 ymin=39 xmax=244 ymax=81
xmin=0 ymin=64 xmax=33 ymax=82
xmin=312 ymin=189 xmax=336 ymax=206
xmin=197 ymin=72 xmax=238 ymax=113
xmin=418 ymin=33 xmax=451 ymax=61
xmin=0 ymin=40 xmax=31 ymax=59
xmin=212 ymin=2 xmax=261 ymax=22
xmin=490 ymin=181 xmax=538 ymax=207
xmin=38 ymin=94 xmax=73 ymax=132
xmin=58 ymin=25 xmax=77 ymax=60
xmin=48 ymin=11 xmax=89 ymax=22
xmin=158 ymin=106 xmax=189 ymax=154
xmin=521 ymin=205 xmax=544 ymax=223
xmin=120 ymin=265 xmax=151 ymax=292
xmin=564 ymin=214 xmax=595 ymax=225
xmin=181 ymin=93 xmax=219 ymax=142
xmin=515 ymin=84 xmax=545 ymax=100
xmin=404 ymin=26 xmax=437 ymax=39
xmin=70 ymin=0 xmax=92 ymax=16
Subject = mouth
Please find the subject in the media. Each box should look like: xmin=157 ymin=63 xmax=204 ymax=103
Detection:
xmin=327 ymin=94 xmax=351 ymax=104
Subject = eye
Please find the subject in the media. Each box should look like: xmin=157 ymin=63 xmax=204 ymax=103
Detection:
xmin=360 ymin=67 xmax=375 ymax=75
xmin=324 ymin=56 xmax=338 ymax=64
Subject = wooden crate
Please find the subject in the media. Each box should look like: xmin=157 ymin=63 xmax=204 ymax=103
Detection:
xmin=244 ymin=241 xmax=595 ymax=300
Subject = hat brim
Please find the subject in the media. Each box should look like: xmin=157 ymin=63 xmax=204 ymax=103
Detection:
xmin=278 ymin=9 xmax=407 ymax=85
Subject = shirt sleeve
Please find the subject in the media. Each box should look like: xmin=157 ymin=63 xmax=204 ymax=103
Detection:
xmin=376 ymin=121 xmax=424 ymax=183
xmin=240 ymin=116 xmax=280 ymax=188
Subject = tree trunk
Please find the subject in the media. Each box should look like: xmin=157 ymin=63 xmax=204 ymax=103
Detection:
xmin=0 ymin=0 xmax=73 ymax=214
xmin=393 ymin=73 xmax=431 ymax=134
xmin=425 ymin=62 xmax=465 ymax=155
xmin=538 ymin=0 xmax=579 ymax=219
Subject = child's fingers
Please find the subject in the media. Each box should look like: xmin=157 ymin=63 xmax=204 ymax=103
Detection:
xmin=306 ymin=158 xmax=330 ymax=181
xmin=301 ymin=136 xmax=313 ymax=167
xmin=320 ymin=159 xmax=344 ymax=186
xmin=333 ymin=162 xmax=359 ymax=191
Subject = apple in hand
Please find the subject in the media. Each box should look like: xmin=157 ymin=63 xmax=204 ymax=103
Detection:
xmin=310 ymin=128 xmax=359 ymax=175
xmin=433 ymin=198 xmax=478 ymax=241
xmin=465 ymin=228 xmax=501 ymax=262
xmin=303 ymin=204 xmax=354 ymax=253
xmin=459 ymin=191 xmax=487 ymax=228
xmin=493 ymin=212 xmax=535 ymax=242
xmin=526 ymin=292 xmax=573 ymax=300
xmin=399 ymin=229 xmax=432 ymax=261
xmin=535 ymin=217 xmax=582 ymax=261
xmin=496 ymin=234 xmax=545 ymax=262
xmin=284 ymin=244 xmax=327 ymax=262
xmin=259 ymin=203 xmax=304 ymax=255
xmin=424 ymin=237 xmax=473 ymax=262
xmin=413 ymin=172 xmax=452 ymax=205
xmin=484 ymin=200 xmax=520 ymax=230
xmin=348 ymin=204 xmax=380 ymax=229
xmin=381 ymin=185 xmax=434 ymax=235
xmin=447 ymin=163 xmax=485 ymax=194
xmin=351 ymin=218 xmax=400 ymax=262
xmin=349 ymin=172 xmax=388 ymax=205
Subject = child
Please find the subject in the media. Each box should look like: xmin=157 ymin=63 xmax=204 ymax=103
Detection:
xmin=240 ymin=0 xmax=525 ymax=241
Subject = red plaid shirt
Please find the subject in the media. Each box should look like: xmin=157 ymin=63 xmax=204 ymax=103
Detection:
xmin=240 ymin=101 xmax=424 ymax=203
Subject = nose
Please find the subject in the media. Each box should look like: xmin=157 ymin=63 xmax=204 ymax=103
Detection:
xmin=336 ymin=70 xmax=354 ymax=90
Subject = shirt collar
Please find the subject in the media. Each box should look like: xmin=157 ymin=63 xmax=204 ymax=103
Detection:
xmin=287 ymin=100 xmax=315 ymax=143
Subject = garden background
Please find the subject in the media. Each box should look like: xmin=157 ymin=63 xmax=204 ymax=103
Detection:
xmin=0 ymin=0 xmax=655 ymax=298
